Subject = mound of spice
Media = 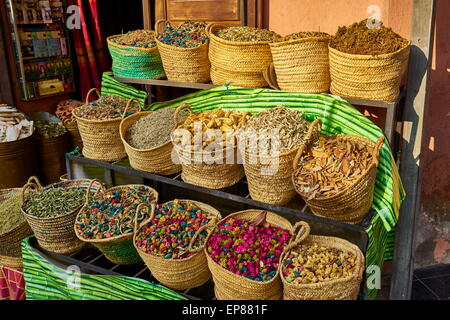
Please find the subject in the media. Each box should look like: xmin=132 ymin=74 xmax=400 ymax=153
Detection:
xmin=34 ymin=120 xmax=67 ymax=138
xmin=294 ymin=136 xmax=374 ymax=199
xmin=0 ymin=194 xmax=25 ymax=234
xmin=241 ymin=106 xmax=313 ymax=154
xmin=111 ymin=29 xmax=157 ymax=48
xmin=282 ymin=244 xmax=357 ymax=284
xmin=206 ymin=212 xmax=291 ymax=281
xmin=126 ymin=107 xmax=188 ymax=150
xmin=135 ymin=200 xmax=214 ymax=259
xmin=55 ymin=100 xmax=83 ymax=124
xmin=157 ymin=21 xmax=208 ymax=48
xmin=76 ymin=186 xmax=157 ymax=239
xmin=330 ymin=19 xmax=409 ymax=55
xmin=215 ymin=26 xmax=281 ymax=42
xmin=74 ymin=95 xmax=138 ymax=120
xmin=23 ymin=187 xmax=86 ymax=218
xmin=275 ymin=31 xmax=330 ymax=42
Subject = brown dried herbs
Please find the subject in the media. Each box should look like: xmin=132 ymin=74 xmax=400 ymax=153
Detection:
xmin=275 ymin=31 xmax=330 ymax=42
xmin=216 ymin=26 xmax=281 ymax=42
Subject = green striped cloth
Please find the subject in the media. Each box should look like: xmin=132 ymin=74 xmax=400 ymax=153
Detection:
xmin=22 ymin=237 xmax=187 ymax=300
xmin=101 ymin=71 xmax=148 ymax=107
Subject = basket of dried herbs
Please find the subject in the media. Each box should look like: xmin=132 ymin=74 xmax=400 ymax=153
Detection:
xmin=268 ymin=32 xmax=331 ymax=93
xmin=238 ymin=107 xmax=321 ymax=205
xmin=20 ymin=176 xmax=105 ymax=254
xmin=207 ymin=24 xmax=281 ymax=87
xmin=119 ymin=105 xmax=190 ymax=175
xmin=72 ymin=88 xmax=141 ymax=162
xmin=155 ymin=20 xmax=210 ymax=83
xmin=328 ymin=19 xmax=411 ymax=101
xmin=0 ymin=186 xmax=33 ymax=268
xmin=292 ymin=134 xmax=385 ymax=224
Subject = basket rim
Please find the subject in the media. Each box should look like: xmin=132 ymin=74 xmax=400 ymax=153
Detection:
xmin=0 ymin=188 xmax=29 ymax=238
xmin=107 ymin=34 xmax=159 ymax=53
xmin=269 ymin=35 xmax=331 ymax=48
xmin=72 ymin=108 xmax=131 ymax=124
xmin=155 ymin=38 xmax=209 ymax=52
xmin=292 ymin=134 xmax=381 ymax=201
xmin=208 ymin=25 xmax=277 ymax=46
xmin=328 ymin=40 xmax=411 ymax=59
xmin=74 ymin=184 xmax=159 ymax=243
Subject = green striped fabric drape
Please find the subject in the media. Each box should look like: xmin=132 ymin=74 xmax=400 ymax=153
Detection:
xmin=101 ymin=72 xmax=148 ymax=107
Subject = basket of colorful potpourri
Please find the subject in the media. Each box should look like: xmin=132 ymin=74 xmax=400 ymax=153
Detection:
xmin=72 ymin=88 xmax=141 ymax=162
xmin=155 ymin=20 xmax=210 ymax=83
xmin=75 ymin=180 xmax=158 ymax=265
xmin=107 ymin=29 xmax=165 ymax=80
xmin=280 ymin=234 xmax=364 ymax=300
xmin=134 ymin=199 xmax=221 ymax=290
xmin=204 ymin=209 xmax=309 ymax=300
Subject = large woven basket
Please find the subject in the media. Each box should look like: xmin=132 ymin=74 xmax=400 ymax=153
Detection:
xmin=134 ymin=200 xmax=221 ymax=290
xmin=280 ymin=235 xmax=365 ymax=300
xmin=0 ymin=187 xmax=33 ymax=268
xmin=155 ymin=20 xmax=210 ymax=83
xmin=107 ymin=32 xmax=166 ymax=80
xmin=207 ymin=24 xmax=275 ymax=88
xmin=240 ymin=119 xmax=321 ymax=206
xmin=268 ymin=35 xmax=331 ymax=93
xmin=293 ymin=135 xmax=385 ymax=224
xmin=205 ymin=209 xmax=309 ymax=300
xmin=20 ymin=176 xmax=104 ymax=254
xmin=328 ymin=42 xmax=411 ymax=101
xmin=62 ymin=119 xmax=83 ymax=149
xmin=75 ymin=181 xmax=159 ymax=265
xmin=73 ymin=88 xmax=141 ymax=162
xmin=119 ymin=105 xmax=190 ymax=175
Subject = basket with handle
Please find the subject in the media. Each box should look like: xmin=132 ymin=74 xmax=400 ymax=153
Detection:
xmin=72 ymin=88 xmax=142 ymax=162
xmin=62 ymin=118 xmax=83 ymax=149
xmin=107 ymin=31 xmax=166 ymax=80
xmin=155 ymin=20 xmax=210 ymax=83
xmin=74 ymin=180 xmax=159 ymax=265
xmin=0 ymin=187 xmax=33 ymax=268
xmin=119 ymin=105 xmax=191 ymax=175
xmin=268 ymin=33 xmax=331 ymax=93
xmin=20 ymin=176 xmax=105 ymax=254
xmin=292 ymin=134 xmax=385 ymax=224
xmin=239 ymin=118 xmax=322 ymax=206
xmin=279 ymin=234 xmax=365 ymax=300
xmin=207 ymin=23 xmax=275 ymax=88
xmin=204 ymin=209 xmax=310 ymax=300
xmin=133 ymin=200 xmax=221 ymax=290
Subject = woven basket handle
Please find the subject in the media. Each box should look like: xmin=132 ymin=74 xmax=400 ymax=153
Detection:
xmin=373 ymin=136 xmax=385 ymax=166
xmin=122 ymin=98 xmax=141 ymax=118
xmin=85 ymin=88 xmax=101 ymax=105
xmin=154 ymin=19 xmax=169 ymax=34
xmin=85 ymin=178 xmax=106 ymax=205
xmin=263 ymin=63 xmax=280 ymax=90
xmin=187 ymin=219 xmax=218 ymax=254
xmin=26 ymin=176 xmax=43 ymax=189
xmin=62 ymin=118 xmax=75 ymax=125
xmin=292 ymin=118 xmax=323 ymax=170
xmin=205 ymin=23 xmax=227 ymax=37
xmin=133 ymin=203 xmax=156 ymax=235
xmin=21 ymin=182 xmax=42 ymax=204
xmin=279 ymin=221 xmax=311 ymax=267
xmin=173 ymin=104 xmax=193 ymax=126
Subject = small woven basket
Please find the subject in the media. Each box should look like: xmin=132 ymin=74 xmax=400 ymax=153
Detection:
xmin=205 ymin=209 xmax=309 ymax=300
xmin=240 ymin=119 xmax=322 ymax=206
xmin=293 ymin=135 xmax=385 ymax=224
xmin=73 ymin=88 xmax=142 ymax=162
xmin=119 ymin=105 xmax=191 ymax=175
xmin=207 ymin=24 xmax=274 ymax=88
xmin=20 ymin=176 xmax=104 ymax=254
xmin=75 ymin=180 xmax=159 ymax=265
xmin=328 ymin=42 xmax=411 ymax=101
xmin=0 ymin=187 xmax=33 ymax=268
xmin=155 ymin=20 xmax=210 ymax=83
xmin=134 ymin=200 xmax=221 ymax=290
xmin=280 ymin=235 xmax=365 ymax=300
xmin=62 ymin=119 xmax=83 ymax=149
xmin=268 ymin=35 xmax=331 ymax=93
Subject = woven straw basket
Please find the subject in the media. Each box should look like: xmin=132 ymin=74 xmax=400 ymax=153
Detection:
xmin=0 ymin=187 xmax=33 ymax=268
xmin=134 ymin=200 xmax=221 ymax=290
xmin=155 ymin=20 xmax=210 ymax=83
xmin=20 ymin=177 xmax=104 ymax=254
xmin=268 ymin=35 xmax=331 ymax=93
xmin=280 ymin=235 xmax=365 ymax=300
xmin=205 ymin=209 xmax=309 ymax=300
xmin=207 ymin=24 xmax=274 ymax=88
xmin=73 ymin=88 xmax=141 ymax=162
xmin=293 ymin=135 xmax=385 ymax=224
xmin=63 ymin=119 xmax=83 ymax=149
xmin=240 ymin=118 xmax=322 ymax=206
xmin=107 ymin=32 xmax=166 ymax=80
xmin=75 ymin=180 xmax=159 ymax=265
xmin=328 ymin=42 xmax=411 ymax=101
xmin=120 ymin=105 xmax=190 ymax=175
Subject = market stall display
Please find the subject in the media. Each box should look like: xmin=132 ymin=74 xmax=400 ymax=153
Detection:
xmin=155 ymin=20 xmax=210 ymax=83
xmin=134 ymin=199 xmax=221 ymax=290
xmin=107 ymin=29 xmax=166 ymax=80
xmin=55 ymin=100 xmax=84 ymax=149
